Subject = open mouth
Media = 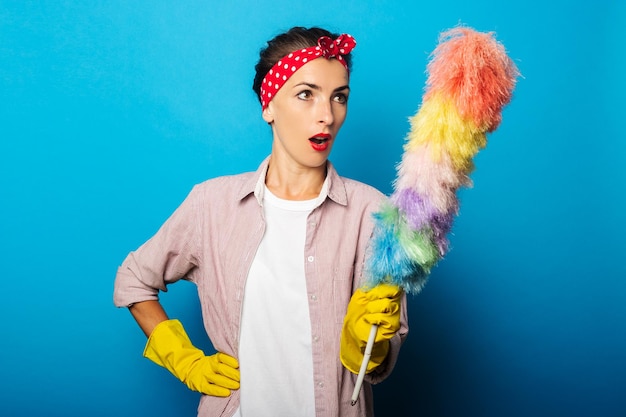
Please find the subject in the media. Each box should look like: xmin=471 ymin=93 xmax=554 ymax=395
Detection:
xmin=309 ymin=134 xmax=331 ymax=151
xmin=310 ymin=137 xmax=328 ymax=145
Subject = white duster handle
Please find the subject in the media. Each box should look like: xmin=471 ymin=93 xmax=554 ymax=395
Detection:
xmin=350 ymin=323 xmax=379 ymax=406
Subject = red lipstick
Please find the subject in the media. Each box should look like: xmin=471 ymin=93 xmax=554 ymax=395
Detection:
xmin=309 ymin=133 xmax=331 ymax=152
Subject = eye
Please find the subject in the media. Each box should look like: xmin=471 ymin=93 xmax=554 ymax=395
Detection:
xmin=333 ymin=92 xmax=348 ymax=104
xmin=297 ymin=90 xmax=312 ymax=100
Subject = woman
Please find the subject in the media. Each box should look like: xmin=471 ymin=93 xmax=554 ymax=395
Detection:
xmin=114 ymin=26 xmax=408 ymax=417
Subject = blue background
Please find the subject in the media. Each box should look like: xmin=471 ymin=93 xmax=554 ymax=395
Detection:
xmin=1 ymin=1 xmax=624 ymax=416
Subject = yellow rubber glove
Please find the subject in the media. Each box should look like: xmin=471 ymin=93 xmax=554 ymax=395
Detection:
xmin=143 ymin=319 xmax=240 ymax=396
xmin=340 ymin=283 xmax=402 ymax=374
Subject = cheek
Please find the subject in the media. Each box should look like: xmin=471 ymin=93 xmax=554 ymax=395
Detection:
xmin=334 ymin=106 xmax=348 ymax=128
xmin=273 ymin=111 xmax=307 ymax=141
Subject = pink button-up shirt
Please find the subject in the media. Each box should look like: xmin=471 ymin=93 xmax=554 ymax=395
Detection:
xmin=114 ymin=157 xmax=409 ymax=417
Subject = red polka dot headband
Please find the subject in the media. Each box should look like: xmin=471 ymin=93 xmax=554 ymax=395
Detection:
xmin=260 ymin=33 xmax=357 ymax=110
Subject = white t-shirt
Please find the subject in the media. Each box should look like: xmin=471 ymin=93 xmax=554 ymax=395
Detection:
xmin=235 ymin=185 xmax=325 ymax=417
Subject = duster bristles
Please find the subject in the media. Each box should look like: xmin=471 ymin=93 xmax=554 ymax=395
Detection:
xmin=405 ymin=94 xmax=486 ymax=174
xmin=424 ymin=27 xmax=520 ymax=132
xmin=363 ymin=25 xmax=519 ymax=294
xmin=394 ymin=144 xmax=471 ymax=214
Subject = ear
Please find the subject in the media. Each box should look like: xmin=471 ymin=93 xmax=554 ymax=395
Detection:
xmin=262 ymin=105 xmax=274 ymax=124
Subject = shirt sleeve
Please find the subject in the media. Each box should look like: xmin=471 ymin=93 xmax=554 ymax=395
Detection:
xmin=113 ymin=185 xmax=203 ymax=307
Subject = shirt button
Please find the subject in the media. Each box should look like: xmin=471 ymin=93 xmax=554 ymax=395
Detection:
xmin=307 ymin=256 xmax=314 ymax=262
xmin=310 ymin=294 xmax=317 ymax=301
xmin=317 ymin=381 xmax=324 ymax=388
xmin=313 ymin=335 xmax=320 ymax=342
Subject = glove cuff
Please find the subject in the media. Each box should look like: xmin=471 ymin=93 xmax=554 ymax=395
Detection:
xmin=143 ymin=319 xmax=201 ymax=370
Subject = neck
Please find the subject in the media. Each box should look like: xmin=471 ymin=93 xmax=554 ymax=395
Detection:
xmin=265 ymin=157 xmax=327 ymax=201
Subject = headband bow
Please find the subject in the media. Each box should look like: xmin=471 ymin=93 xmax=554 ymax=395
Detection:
xmin=317 ymin=34 xmax=357 ymax=60
xmin=260 ymin=33 xmax=356 ymax=110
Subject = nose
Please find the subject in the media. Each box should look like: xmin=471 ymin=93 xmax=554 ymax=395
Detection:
xmin=317 ymin=100 xmax=334 ymax=126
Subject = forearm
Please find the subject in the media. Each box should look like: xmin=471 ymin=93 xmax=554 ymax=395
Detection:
xmin=129 ymin=300 xmax=169 ymax=337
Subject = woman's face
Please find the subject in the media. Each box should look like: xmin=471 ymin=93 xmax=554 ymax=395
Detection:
xmin=263 ymin=57 xmax=350 ymax=170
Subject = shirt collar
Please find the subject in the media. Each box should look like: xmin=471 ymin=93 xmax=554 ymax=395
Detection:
xmin=237 ymin=156 xmax=348 ymax=207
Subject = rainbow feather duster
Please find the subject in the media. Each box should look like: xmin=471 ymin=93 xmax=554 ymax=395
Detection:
xmin=363 ymin=26 xmax=520 ymax=294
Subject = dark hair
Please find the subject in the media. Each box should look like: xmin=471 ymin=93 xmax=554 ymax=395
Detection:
xmin=252 ymin=26 xmax=353 ymax=104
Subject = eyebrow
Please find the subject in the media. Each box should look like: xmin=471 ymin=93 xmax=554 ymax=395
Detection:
xmin=293 ymin=82 xmax=350 ymax=92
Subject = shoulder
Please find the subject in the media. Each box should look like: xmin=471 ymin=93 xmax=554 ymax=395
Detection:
xmin=340 ymin=176 xmax=386 ymax=206
xmin=193 ymin=157 xmax=267 ymax=195
xmin=326 ymin=161 xmax=386 ymax=209
xmin=176 ymin=171 xmax=257 ymax=213
xmin=342 ymin=178 xmax=386 ymax=219
xmin=194 ymin=171 xmax=254 ymax=190
xmin=330 ymin=175 xmax=387 ymax=220
xmin=341 ymin=176 xmax=385 ymax=199
xmin=192 ymin=157 xmax=268 ymax=199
